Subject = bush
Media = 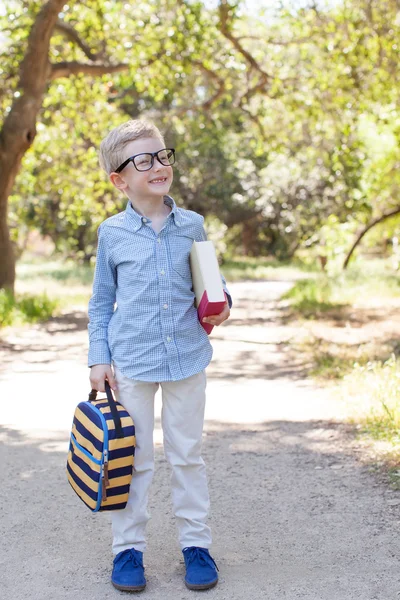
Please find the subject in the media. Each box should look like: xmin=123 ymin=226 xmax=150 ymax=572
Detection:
xmin=281 ymin=277 xmax=346 ymax=316
xmin=0 ymin=290 xmax=16 ymax=327
xmin=0 ymin=291 xmax=59 ymax=328
xmin=18 ymin=293 xmax=59 ymax=322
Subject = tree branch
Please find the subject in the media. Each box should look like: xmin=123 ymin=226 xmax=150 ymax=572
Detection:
xmin=18 ymin=0 xmax=65 ymax=93
xmin=238 ymin=106 xmax=267 ymax=140
xmin=237 ymin=73 xmax=269 ymax=106
xmin=192 ymin=61 xmax=226 ymax=110
xmin=236 ymin=35 xmax=312 ymax=45
xmin=218 ymin=0 xmax=271 ymax=82
xmin=50 ymin=61 xmax=129 ymax=80
xmin=343 ymin=206 xmax=400 ymax=269
xmin=54 ymin=19 xmax=98 ymax=61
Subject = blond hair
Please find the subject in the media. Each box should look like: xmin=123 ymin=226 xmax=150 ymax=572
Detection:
xmin=99 ymin=120 xmax=164 ymax=175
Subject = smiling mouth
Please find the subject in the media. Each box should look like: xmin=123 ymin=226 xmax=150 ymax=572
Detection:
xmin=150 ymin=177 xmax=167 ymax=184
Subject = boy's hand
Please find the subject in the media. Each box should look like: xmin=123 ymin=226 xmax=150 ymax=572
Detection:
xmin=90 ymin=364 xmax=117 ymax=392
xmin=202 ymin=300 xmax=230 ymax=327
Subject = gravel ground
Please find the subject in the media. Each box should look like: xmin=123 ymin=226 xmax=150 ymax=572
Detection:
xmin=0 ymin=281 xmax=399 ymax=600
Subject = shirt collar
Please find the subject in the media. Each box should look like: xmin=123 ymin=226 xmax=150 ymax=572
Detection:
xmin=125 ymin=195 xmax=182 ymax=231
xmin=164 ymin=195 xmax=182 ymax=227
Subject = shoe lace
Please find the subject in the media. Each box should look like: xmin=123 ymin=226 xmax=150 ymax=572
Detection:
xmin=117 ymin=548 xmax=143 ymax=570
xmin=183 ymin=547 xmax=219 ymax=572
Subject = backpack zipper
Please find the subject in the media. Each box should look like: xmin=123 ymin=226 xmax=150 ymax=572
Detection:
xmin=85 ymin=403 xmax=109 ymax=510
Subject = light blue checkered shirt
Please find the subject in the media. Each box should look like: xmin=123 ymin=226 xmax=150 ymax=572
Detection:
xmin=88 ymin=196 xmax=232 ymax=381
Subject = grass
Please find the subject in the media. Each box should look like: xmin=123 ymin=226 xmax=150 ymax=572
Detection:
xmin=281 ymin=258 xmax=400 ymax=472
xmin=281 ymin=277 xmax=347 ymax=317
xmin=16 ymin=258 xmax=94 ymax=286
xmin=297 ymin=336 xmax=400 ymax=473
xmin=340 ymin=355 xmax=400 ymax=482
xmin=311 ymin=349 xmax=360 ymax=380
xmin=292 ymin=333 xmax=399 ymax=382
xmin=281 ymin=258 xmax=400 ymax=319
xmin=15 ymin=257 xmax=93 ymax=311
xmin=3 ymin=252 xmax=309 ymax=326
xmin=13 ymin=254 xmax=311 ymax=308
xmin=221 ymin=255 xmax=310 ymax=282
xmin=343 ymin=356 xmax=400 ymax=439
xmin=0 ymin=256 xmax=94 ymax=328
xmin=292 ymin=336 xmax=400 ymax=475
xmin=0 ymin=289 xmax=59 ymax=327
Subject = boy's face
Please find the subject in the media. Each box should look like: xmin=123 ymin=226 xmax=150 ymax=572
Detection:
xmin=109 ymin=136 xmax=173 ymax=202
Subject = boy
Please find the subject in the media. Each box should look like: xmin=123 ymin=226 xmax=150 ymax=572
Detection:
xmin=88 ymin=120 xmax=232 ymax=592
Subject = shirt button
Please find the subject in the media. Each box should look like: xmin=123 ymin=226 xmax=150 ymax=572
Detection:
xmin=166 ymin=336 xmax=172 ymax=342
xmin=160 ymin=269 xmax=165 ymax=275
xmin=142 ymin=218 xmax=147 ymax=223
xmin=163 ymin=303 xmax=168 ymax=309
xmin=157 ymin=238 xmax=161 ymax=243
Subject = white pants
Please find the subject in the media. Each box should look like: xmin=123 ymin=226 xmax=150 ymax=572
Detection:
xmin=111 ymin=366 xmax=211 ymax=555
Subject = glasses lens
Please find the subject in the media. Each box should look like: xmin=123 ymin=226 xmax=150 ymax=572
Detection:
xmin=158 ymin=149 xmax=175 ymax=166
xmin=134 ymin=154 xmax=153 ymax=171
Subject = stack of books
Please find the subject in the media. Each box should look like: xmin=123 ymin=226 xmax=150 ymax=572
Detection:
xmin=189 ymin=240 xmax=226 ymax=335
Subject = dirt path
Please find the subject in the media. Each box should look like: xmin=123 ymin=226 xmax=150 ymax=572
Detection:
xmin=1 ymin=281 xmax=399 ymax=600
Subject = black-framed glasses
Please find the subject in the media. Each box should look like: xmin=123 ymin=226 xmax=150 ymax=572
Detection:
xmin=114 ymin=148 xmax=175 ymax=173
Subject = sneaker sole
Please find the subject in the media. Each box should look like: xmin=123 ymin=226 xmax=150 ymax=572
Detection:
xmin=185 ymin=578 xmax=218 ymax=591
xmin=112 ymin=581 xmax=146 ymax=592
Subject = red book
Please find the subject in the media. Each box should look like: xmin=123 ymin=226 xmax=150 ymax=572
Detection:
xmin=189 ymin=241 xmax=226 ymax=335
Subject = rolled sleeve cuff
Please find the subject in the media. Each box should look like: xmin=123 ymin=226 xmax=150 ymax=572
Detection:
xmin=223 ymin=289 xmax=233 ymax=309
xmin=88 ymin=340 xmax=111 ymax=368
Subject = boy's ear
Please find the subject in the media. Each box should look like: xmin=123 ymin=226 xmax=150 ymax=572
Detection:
xmin=109 ymin=172 xmax=127 ymax=190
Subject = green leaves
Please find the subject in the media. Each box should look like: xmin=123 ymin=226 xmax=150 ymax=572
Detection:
xmin=2 ymin=0 xmax=400 ymax=265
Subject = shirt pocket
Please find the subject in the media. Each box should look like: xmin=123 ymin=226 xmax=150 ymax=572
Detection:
xmin=167 ymin=233 xmax=194 ymax=281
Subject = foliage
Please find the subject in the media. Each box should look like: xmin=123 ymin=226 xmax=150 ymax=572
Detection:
xmin=17 ymin=293 xmax=59 ymax=321
xmin=2 ymin=0 xmax=400 ymax=263
xmin=15 ymin=253 xmax=310 ymax=295
xmin=17 ymin=259 xmax=94 ymax=284
xmin=343 ymin=355 xmax=400 ymax=447
xmin=0 ymin=289 xmax=59 ymax=327
xmin=0 ymin=290 xmax=16 ymax=327
xmin=282 ymin=256 xmax=400 ymax=317
xmin=281 ymin=277 xmax=346 ymax=316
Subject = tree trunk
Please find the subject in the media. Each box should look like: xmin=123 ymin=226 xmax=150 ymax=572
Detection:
xmin=0 ymin=0 xmax=65 ymax=292
xmin=242 ymin=219 xmax=259 ymax=255
xmin=0 ymin=0 xmax=128 ymax=292
xmin=343 ymin=206 xmax=400 ymax=269
xmin=0 ymin=203 xmax=15 ymax=292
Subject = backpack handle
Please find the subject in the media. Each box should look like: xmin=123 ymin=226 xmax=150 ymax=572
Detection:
xmin=89 ymin=381 xmax=124 ymax=439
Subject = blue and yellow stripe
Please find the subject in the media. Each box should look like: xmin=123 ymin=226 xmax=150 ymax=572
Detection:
xmin=67 ymin=399 xmax=135 ymax=512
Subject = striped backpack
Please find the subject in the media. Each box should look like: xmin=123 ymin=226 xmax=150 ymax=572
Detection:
xmin=66 ymin=381 xmax=135 ymax=512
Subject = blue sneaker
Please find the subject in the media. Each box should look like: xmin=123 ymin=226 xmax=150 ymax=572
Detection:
xmin=111 ymin=548 xmax=146 ymax=592
xmin=182 ymin=546 xmax=219 ymax=590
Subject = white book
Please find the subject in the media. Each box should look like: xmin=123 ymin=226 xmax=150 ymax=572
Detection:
xmin=189 ymin=241 xmax=225 ymax=334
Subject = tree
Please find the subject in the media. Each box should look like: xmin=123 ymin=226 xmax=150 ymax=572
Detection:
xmin=5 ymin=0 xmax=274 ymax=267
xmin=4 ymin=0 xmax=400 ymax=274
xmin=0 ymin=0 xmax=129 ymax=291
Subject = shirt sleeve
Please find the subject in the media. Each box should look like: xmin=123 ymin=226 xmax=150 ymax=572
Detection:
xmin=87 ymin=225 xmax=117 ymax=367
xmin=199 ymin=222 xmax=233 ymax=309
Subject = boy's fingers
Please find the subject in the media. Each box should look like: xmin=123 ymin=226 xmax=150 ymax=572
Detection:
xmin=104 ymin=367 xmax=117 ymax=391
xmin=203 ymin=306 xmax=230 ymax=325
xmin=106 ymin=374 xmax=117 ymax=391
xmin=92 ymin=379 xmax=116 ymax=393
xmin=203 ymin=317 xmax=220 ymax=326
xmin=89 ymin=369 xmax=116 ymax=393
xmin=93 ymin=380 xmax=105 ymax=392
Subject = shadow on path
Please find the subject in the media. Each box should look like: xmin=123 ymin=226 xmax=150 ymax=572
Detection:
xmin=1 ymin=420 xmax=398 ymax=600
